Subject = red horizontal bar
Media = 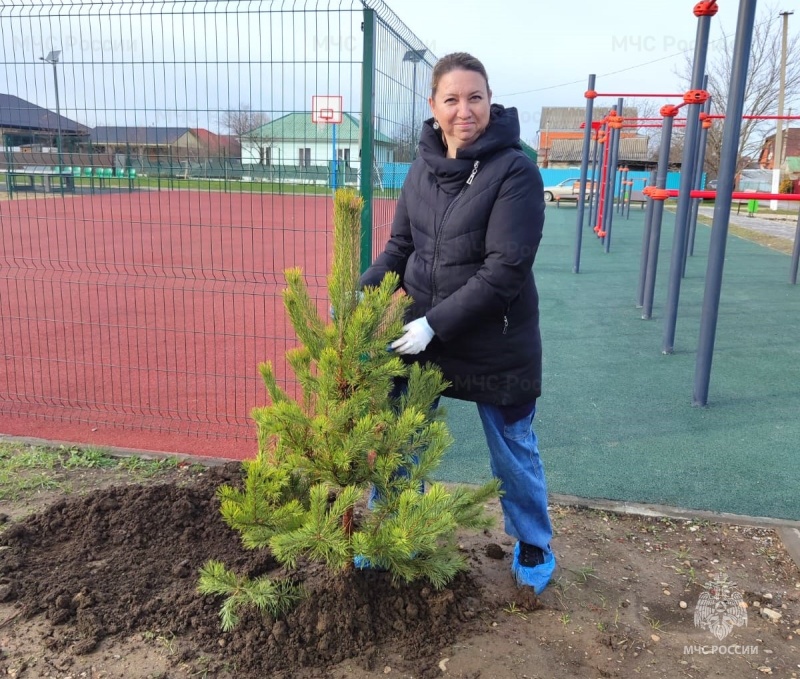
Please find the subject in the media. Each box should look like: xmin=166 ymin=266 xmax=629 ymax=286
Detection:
xmin=594 ymin=93 xmax=684 ymax=98
xmin=703 ymin=114 xmax=800 ymax=120
xmin=624 ymin=117 xmax=688 ymax=122
xmin=665 ymin=189 xmax=800 ymax=201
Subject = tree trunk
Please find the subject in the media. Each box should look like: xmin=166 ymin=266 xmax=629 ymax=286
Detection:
xmin=342 ymin=507 xmax=354 ymax=537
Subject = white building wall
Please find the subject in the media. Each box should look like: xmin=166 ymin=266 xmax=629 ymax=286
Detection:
xmin=241 ymin=140 xmax=391 ymax=169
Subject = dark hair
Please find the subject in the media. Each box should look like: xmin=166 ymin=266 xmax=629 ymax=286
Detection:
xmin=430 ymin=52 xmax=490 ymax=99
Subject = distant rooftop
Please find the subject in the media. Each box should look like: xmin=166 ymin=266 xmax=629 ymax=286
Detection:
xmin=0 ymin=93 xmax=88 ymax=134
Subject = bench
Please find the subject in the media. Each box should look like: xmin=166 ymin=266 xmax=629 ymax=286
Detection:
xmin=6 ymin=165 xmax=75 ymax=192
xmin=555 ymin=191 xmax=647 ymax=210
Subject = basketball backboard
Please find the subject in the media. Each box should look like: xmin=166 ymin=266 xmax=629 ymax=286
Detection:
xmin=311 ymin=95 xmax=343 ymax=124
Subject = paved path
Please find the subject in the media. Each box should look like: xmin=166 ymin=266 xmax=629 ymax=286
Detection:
xmin=697 ymin=204 xmax=799 ymax=241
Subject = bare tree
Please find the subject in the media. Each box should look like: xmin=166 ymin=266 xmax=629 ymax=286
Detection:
xmin=219 ymin=104 xmax=272 ymax=165
xmin=624 ymin=98 xmax=666 ymax=160
xmin=389 ymin=118 xmax=416 ymax=163
xmin=678 ymin=6 xmax=800 ymax=178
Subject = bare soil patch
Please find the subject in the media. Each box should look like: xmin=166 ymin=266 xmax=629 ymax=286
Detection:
xmin=0 ymin=457 xmax=798 ymax=679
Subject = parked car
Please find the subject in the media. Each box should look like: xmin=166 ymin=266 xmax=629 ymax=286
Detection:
xmin=542 ymin=178 xmax=596 ymax=202
xmin=705 ymin=179 xmax=718 ymax=190
xmin=542 ymin=178 xmax=581 ymax=202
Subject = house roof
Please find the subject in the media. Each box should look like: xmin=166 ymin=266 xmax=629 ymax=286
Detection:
xmin=248 ymin=112 xmax=393 ymax=145
xmin=90 ymin=126 xmax=192 ymax=145
xmin=547 ymin=137 xmax=650 ymax=163
xmin=540 ymin=106 xmax=639 ymax=132
xmin=192 ymin=128 xmax=241 ymax=154
xmin=0 ymin=93 xmax=88 ymax=134
xmin=763 ymin=127 xmax=800 ymax=157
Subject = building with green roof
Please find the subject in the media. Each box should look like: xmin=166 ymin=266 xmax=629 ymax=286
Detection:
xmin=242 ymin=111 xmax=395 ymax=174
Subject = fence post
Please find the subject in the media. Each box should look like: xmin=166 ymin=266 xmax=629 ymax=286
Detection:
xmin=4 ymin=133 xmax=12 ymax=199
xmin=359 ymin=8 xmax=376 ymax=275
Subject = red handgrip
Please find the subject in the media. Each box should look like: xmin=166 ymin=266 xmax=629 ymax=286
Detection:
xmin=684 ymin=90 xmax=710 ymax=104
xmin=694 ymin=1 xmax=719 ymax=17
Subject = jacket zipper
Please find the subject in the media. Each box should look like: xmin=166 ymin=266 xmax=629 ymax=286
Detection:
xmin=432 ymin=160 xmax=480 ymax=304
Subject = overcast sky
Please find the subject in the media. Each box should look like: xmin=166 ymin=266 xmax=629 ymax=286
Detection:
xmin=389 ymin=0 xmax=798 ymax=142
xmin=3 ymin=0 xmax=797 ymax=145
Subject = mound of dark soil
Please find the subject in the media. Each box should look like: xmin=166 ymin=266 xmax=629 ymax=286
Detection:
xmin=0 ymin=464 xmax=491 ymax=678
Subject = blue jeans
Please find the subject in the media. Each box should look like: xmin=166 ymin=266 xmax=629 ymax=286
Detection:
xmin=476 ymin=403 xmax=553 ymax=554
xmin=367 ymin=379 xmax=438 ymax=507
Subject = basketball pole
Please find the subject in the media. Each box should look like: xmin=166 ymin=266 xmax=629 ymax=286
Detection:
xmin=332 ymin=122 xmax=337 ymax=191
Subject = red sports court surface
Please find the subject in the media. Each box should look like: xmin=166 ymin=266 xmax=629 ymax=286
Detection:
xmin=0 ymin=189 xmax=396 ymax=459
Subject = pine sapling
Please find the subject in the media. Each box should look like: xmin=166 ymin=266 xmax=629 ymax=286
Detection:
xmin=198 ymin=189 xmax=499 ymax=629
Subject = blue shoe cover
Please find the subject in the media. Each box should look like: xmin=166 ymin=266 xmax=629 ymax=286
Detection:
xmin=353 ymin=554 xmax=389 ymax=571
xmin=511 ymin=542 xmax=556 ymax=594
xmin=353 ymin=554 xmax=374 ymax=570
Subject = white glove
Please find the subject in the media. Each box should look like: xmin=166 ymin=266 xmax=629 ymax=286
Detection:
xmin=391 ymin=317 xmax=435 ymax=355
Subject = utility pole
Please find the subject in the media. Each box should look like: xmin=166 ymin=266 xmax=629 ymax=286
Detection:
xmin=770 ymin=10 xmax=793 ymax=211
xmin=39 ymin=50 xmax=63 ymax=173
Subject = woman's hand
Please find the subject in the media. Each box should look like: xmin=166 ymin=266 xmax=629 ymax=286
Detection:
xmin=391 ymin=317 xmax=435 ymax=355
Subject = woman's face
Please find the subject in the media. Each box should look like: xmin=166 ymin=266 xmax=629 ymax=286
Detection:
xmin=428 ymin=69 xmax=491 ymax=155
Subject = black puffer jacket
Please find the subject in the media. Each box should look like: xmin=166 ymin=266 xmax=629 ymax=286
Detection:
xmin=360 ymin=104 xmax=545 ymax=406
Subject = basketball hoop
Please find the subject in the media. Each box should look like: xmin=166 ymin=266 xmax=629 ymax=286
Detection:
xmin=311 ymin=95 xmax=343 ymax=124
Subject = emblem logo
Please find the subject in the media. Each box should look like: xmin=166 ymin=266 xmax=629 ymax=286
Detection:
xmin=694 ymin=573 xmax=748 ymax=641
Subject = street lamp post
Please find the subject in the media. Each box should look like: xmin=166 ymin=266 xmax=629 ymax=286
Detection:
xmin=39 ymin=50 xmax=63 ymax=177
xmin=402 ymin=49 xmax=426 ymax=160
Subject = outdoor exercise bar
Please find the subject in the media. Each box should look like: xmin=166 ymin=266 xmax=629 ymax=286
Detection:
xmin=694 ymin=0 xmax=756 ymax=407
xmin=641 ymin=105 xmax=680 ymax=320
xmin=685 ymin=77 xmax=713 ymax=273
xmin=701 ymin=114 xmax=800 ymax=120
xmin=662 ymin=0 xmax=717 ymax=356
xmin=665 ymin=190 xmax=800 ymax=200
xmin=589 ymin=93 xmax=685 ymax=98
xmin=601 ymin=99 xmax=624 ymax=252
xmin=573 ymin=74 xmax=596 ymax=273
xmin=637 ymin=170 xmax=657 ymax=307
xmin=575 ymin=87 xmax=688 ymax=273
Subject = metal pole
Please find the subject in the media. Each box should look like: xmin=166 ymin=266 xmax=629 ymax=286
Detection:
xmin=332 ymin=122 xmax=337 ymax=190
xmin=625 ymin=178 xmax=633 ymax=218
xmin=593 ymin=127 xmax=611 ymax=236
xmin=687 ymin=82 xmax=712 ymax=264
xmin=617 ymin=167 xmax=627 ymax=215
xmin=603 ymin=98 xmax=623 ymax=253
xmin=4 ymin=133 xmax=13 ymax=199
xmin=573 ymin=74 xmax=596 ymax=274
xmin=53 ymin=60 xmax=63 ymax=176
xmin=790 ymin=207 xmax=800 ymax=284
xmin=770 ymin=10 xmax=792 ymax=210
xmin=411 ymin=60 xmax=417 ymax=159
xmin=358 ymin=8 xmax=376 ymax=274
xmin=662 ymin=8 xmax=714 ymax=354
xmin=642 ymin=115 xmax=675 ymax=319
xmin=694 ymin=0 xmax=758 ymax=406
xmin=637 ymin=169 xmax=657 ymax=307
xmin=587 ymin=133 xmax=601 ymax=229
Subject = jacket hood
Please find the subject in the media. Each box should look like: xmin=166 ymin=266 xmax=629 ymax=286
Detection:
xmin=417 ymin=104 xmax=522 ymax=193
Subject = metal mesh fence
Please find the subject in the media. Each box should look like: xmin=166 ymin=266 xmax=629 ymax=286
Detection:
xmin=0 ymin=0 xmax=435 ymax=457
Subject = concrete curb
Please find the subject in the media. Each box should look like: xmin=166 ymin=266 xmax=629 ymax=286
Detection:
xmin=549 ymin=493 xmax=800 ymax=573
xmin=3 ymin=433 xmax=800 ymax=571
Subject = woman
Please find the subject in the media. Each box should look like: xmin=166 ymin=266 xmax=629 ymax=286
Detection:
xmin=359 ymin=52 xmax=554 ymax=594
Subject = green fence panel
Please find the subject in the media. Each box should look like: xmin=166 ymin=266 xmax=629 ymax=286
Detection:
xmin=0 ymin=0 xmax=435 ymax=456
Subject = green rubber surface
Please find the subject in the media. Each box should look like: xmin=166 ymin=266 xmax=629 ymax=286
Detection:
xmin=433 ymin=203 xmax=800 ymax=521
